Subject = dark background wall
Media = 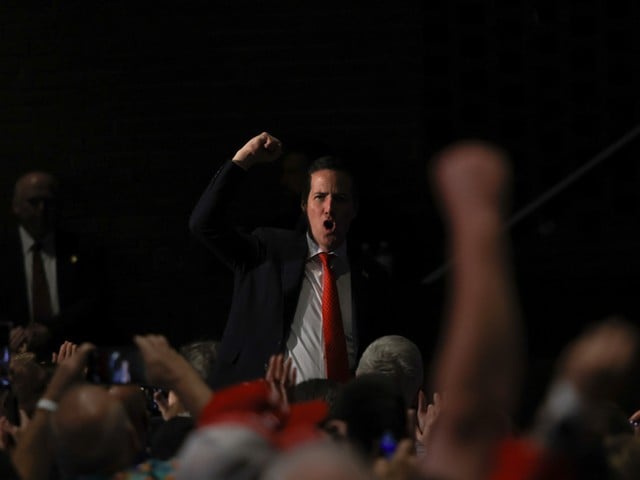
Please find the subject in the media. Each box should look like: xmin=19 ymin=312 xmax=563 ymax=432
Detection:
xmin=2 ymin=0 xmax=640 ymax=421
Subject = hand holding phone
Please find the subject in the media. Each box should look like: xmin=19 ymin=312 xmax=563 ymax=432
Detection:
xmin=86 ymin=346 xmax=148 ymax=385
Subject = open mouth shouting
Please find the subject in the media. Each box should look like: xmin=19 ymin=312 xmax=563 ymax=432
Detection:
xmin=323 ymin=219 xmax=335 ymax=232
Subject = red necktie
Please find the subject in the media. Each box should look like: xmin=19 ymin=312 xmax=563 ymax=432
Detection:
xmin=318 ymin=252 xmax=350 ymax=383
xmin=31 ymin=242 xmax=53 ymax=323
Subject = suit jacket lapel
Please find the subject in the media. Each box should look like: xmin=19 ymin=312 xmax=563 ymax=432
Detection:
xmin=280 ymin=235 xmax=308 ymax=343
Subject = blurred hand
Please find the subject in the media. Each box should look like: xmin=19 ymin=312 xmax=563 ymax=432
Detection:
xmin=0 ymin=410 xmax=29 ymax=452
xmin=265 ymin=353 xmax=296 ymax=414
xmin=432 ymin=140 xmax=510 ymax=225
xmin=154 ymin=389 xmax=186 ymax=421
xmin=41 ymin=342 xmax=95 ymax=402
xmin=52 ymin=341 xmax=78 ymax=364
xmin=558 ymin=316 xmax=640 ymax=403
xmin=134 ymin=334 xmax=187 ymax=390
xmin=415 ymin=391 xmax=442 ymax=455
xmin=373 ymin=438 xmax=421 ymax=480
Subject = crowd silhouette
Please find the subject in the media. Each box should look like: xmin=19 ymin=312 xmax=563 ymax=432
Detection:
xmin=0 ymin=134 xmax=639 ymax=479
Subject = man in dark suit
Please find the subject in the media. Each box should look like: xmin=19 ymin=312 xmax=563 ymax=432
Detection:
xmin=0 ymin=171 xmax=108 ymax=360
xmin=189 ymin=132 xmax=395 ymax=389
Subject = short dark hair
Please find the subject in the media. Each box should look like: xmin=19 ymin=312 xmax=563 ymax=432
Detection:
xmin=301 ymin=155 xmax=359 ymax=209
xmin=327 ymin=374 xmax=408 ymax=459
xmin=291 ymin=378 xmax=340 ymax=409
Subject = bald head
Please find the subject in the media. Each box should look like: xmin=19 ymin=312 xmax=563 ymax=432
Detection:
xmin=51 ymin=384 xmax=139 ymax=476
xmin=12 ymin=171 xmax=59 ymax=240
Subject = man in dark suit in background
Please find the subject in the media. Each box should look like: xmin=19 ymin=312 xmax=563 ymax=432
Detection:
xmin=0 ymin=171 xmax=108 ymax=360
xmin=189 ymin=132 xmax=396 ymax=389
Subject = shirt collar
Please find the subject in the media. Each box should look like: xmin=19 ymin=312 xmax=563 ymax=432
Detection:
xmin=19 ymin=226 xmax=54 ymax=255
xmin=305 ymin=231 xmax=348 ymax=261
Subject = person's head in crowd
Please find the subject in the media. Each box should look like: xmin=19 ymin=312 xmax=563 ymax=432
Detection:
xmin=260 ymin=439 xmax=372 ymax=480
xmin=526 ymin=315 xmax=640 ymax=479
xmin=179 ymin=339 xmax=218 ymax=384
xmin=147 ymin=339 xmax=215 ymax=460
xmin=554 ymin=315 xmax=640 ymax=417
xmin=325 ymin=373 xmax=409 ymax=461
xmin=301 ymin=155 xmax=358 ymax=252
xmin=153 ymin=339 xmax=219 ymax=421
xmin=603 ymin=433 xmax=640 ymax=480
xmin=108 ymin=384 xmax=152 ymax=461
xmin=291 ymin=378 xmax=340 ymax=409
xmin=8 ymin=351 xmax=51 ymax=418
xmin=12 ymin=171 xmax=59 ymax=241
xmin=355 ymin=334 xmax=424 ymax=410
xmin=51 ymin=383 xmax=141 ymax=477
xmin=175 ymin=424 xmax=276 ymax=480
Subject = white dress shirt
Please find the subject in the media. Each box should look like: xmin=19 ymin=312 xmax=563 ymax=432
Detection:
xmin=286 ymin=234 xmax=357 ymax=383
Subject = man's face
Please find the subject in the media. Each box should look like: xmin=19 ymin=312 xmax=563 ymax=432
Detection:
xmin=303 ymin=169 xmax=356 ymax=252
xmin=12 ymin=173 xmax=58 ymax=240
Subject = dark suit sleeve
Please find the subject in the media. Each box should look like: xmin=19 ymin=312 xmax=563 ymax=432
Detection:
xmin=188 ymin=160 xmax=263 ymax=271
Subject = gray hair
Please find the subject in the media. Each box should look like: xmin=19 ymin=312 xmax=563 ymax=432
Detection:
xmin=355 ymin=335 xmax=424 ymax=408
xmin=260 ymin=440 xmax=371 ymax=480
xmin=179 ymin=340 xmax=218 ymax=382
xmin=176 ymin=425 xmax=275 ymax=480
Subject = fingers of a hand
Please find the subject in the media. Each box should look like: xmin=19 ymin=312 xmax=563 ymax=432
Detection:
xmin=425 ymin=404 xmax=436 ymax=422
xmin=57 ymin=341 xmax=77 ymax=362
xmin=372 ymin=457 xmax=390 ymax=477
xmin=394 ymin=438 xmax=415 ymax=459
xmin=274 ymin=354 xmax=284 ymax=381
xmin=290 ymin=364 xmax=297 ymax=385
xmin=265 ymin=355 xmax=276 ymax=381
xmin=59 ymin=341 xmax=68 ymax=359
xmin=418 ymin=402 xmax=430 ymax=422
xmin=154 ymin=392 xmax=169 ymax=409
xmin=134 ymin=335 xmax=168 ymax=362
xmin=134 ymin=334 xmax=168 ymax=350
xmin=18 ymin=410 xmax=29 ymax=428
xmin=282 ymin=357 xmax=293 ymax=382
xmin=263 ymin=133 xmax=281 ymax=152
xmin=418 ymin=389 xmax=427 ymax=413
xmin=72 ymin=343 xmax=96 ymax=366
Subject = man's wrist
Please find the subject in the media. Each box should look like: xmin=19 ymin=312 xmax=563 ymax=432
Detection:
xmin=231 ymin=156 xmax=253 ymax=171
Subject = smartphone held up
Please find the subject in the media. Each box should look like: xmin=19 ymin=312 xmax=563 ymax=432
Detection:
xmin=86 ymin=346 xmax=149 ymax=386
